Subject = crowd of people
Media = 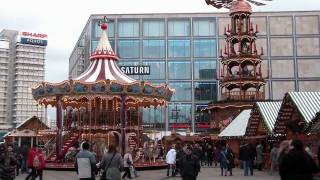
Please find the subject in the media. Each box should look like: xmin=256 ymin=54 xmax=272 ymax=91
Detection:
xmin=0 ymin=138 xmax=319 ymax=180
xmin=0 ymin=143 xmax=45 ymax=180
xmin=164 ymin=140 xmax=320 ymax=180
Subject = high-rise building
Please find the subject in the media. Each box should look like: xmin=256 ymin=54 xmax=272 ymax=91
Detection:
xmin=69 ymin=11 xmax=320 ymax=132
xmin=0 ymin=30 xmax=47 ymax=130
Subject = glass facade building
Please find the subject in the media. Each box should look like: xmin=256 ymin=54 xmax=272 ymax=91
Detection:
xmin=69 ymin=11 xmax=320 ymax=133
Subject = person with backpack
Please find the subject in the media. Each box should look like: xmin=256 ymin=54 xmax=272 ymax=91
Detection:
xmin=100 ymin=144 xmax=123 ymax=180
xmin=75 ymin=142 xmax=97 ymax=180
xmin=26 ymin=145 xmax=38 ymax=180
xmin=32 ymin=149 xmax=45 ymax=180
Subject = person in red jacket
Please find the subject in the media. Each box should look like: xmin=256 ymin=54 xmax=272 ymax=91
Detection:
xmin=32 ymin=148 xmax=45 ymax=180
xmin=25 ymin=145 xmax=37 ymax=180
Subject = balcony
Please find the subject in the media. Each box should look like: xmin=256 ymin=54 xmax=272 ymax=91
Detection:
xmin=221 ymin=91 xmax=265 ymax=101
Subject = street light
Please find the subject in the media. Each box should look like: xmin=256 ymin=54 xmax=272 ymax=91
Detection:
xmin=171 ymin=104 xmax=181 ymax=130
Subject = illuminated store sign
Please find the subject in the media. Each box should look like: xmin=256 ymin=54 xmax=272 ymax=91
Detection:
xmin=119 ymin=65 xmax=150 ymax=75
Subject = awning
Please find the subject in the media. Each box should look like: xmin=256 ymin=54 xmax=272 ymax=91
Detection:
xmin=288 ymin=92 xmax=320 ymax=123
xmin=219 ymin=109 xmax=251 ymax=138
xmin=256 ymin=101 xmax=282 ymax=133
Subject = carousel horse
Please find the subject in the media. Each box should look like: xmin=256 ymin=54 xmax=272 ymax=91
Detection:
xmin=143 ymin=141 xmax=159 ymax=163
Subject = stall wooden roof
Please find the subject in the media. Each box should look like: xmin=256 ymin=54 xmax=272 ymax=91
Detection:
xmin=310 ymin=112 xmax=320 ymax=133
xmin=274 ymin=92 xmax=320 ymax=135
xmin=246 ymin=101 xmax=282 ymax=136
xmin=16 ymin=116 xmax=50 ymax=131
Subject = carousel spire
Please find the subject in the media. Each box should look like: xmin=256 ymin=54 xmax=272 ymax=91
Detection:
xmin=74 ymin=16 xmax=136 ymax=83
xmin=90 ymin=16 xmax=118 ymax=61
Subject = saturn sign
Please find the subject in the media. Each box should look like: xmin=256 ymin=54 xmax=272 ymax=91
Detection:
xmin=119 ymin=65 xmax=150 ymax=75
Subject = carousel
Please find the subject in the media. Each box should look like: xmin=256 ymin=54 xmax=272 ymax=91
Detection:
xmin=32 ymin=17 xmax=174 ymax=168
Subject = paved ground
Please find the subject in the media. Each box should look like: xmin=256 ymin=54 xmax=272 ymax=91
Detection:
xmin=16 ymin=167 xmax=281 ymax=180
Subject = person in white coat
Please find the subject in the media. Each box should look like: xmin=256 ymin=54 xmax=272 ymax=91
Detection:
xmin=166 ymin=145 xmax=177 ymax=177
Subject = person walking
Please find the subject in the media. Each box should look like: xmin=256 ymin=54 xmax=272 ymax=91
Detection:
xmin=32 ymin=148 xmax=45 ymax=180
xmin=239 ymin=143 xmax=250 ymax=176
xmin=279 ymin=139 xmax=317 ymax=180
xmin=20 ymin=145 xmax=28 ymax=174
xmin=226 ymin=146 xmax=235 ymax=176
xmin=75 ymin=142 xmax=97 ymax=180
xmin=175 ymin=144 xmax=184 ymax=176
xmin=213 ymin=146 xmax=220 ymax=167
xmin=122 ymin=149 xmax=133 ymax=179
xmin=0 ymin=143 xmax=17 ymax=180
xmin=180 ymin=145 xmax=200 ymax=180
xmin=100 ymin=144 xmax=123 ymax=180
xmin=5 ymin=144 xmax=17 ymax=180
xmin=206 ymin=145 xmax=213 ymax=167
xmin=248 ymin=143 xmax=256 ymax=175
xmin=269 ymin=144 xmax=279 ymax=175
xmin=165 ymin=145 xmax=176 ymax=177
xmin=26 ymin=145 xmax=38 ymax=180
xmin=256 ymin=142 xmax=264 ymax=171
xmin=219 ymin=146 xmax=228 ymax=176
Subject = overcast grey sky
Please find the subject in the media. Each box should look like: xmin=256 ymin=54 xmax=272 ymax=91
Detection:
xmin=1 ymin=0 xmax=319 ymax=83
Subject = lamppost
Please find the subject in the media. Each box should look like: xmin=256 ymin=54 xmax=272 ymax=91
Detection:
xmin=171 ymin=104 xmax=180 ymax=130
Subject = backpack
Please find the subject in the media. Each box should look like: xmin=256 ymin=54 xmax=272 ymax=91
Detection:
xmin=33 ymin=155 xmax=40 ymax=168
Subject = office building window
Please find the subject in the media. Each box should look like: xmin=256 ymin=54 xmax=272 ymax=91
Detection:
xmin=118 ymin=40 xmax=140 ymax=58
xmin=193 ymin=39 xmax=216 ymax=57
xmin=193 ymin=19 xmax=216 ymax=36
xmin=194 ymin=82 xmax=217 ymax=101
xmin=142 ymin=61 xmax=165 ymax=80
xmin=169 ymin=82 xmax=192 ymax=101
xmin=194 ymin=104 xmax=211 ymax=132
xmin=93 ymin=20 xmax=115 ymax=38
xmin=143 ymin=40 xmax=165 ymax=58
xmin=169 ymin=103 xmax=192 ymax=124
xmin=91 ymin=40 xmax=115 ymax=52
xmin=142 ymin=107 xmax=164 ymax=124
xmin=143 ymin=20 xmax=165 ymax=37
xmin=168 ymin=20 xmax=190 ymax=36
xmin=168 ymin=61 xmax=191 ymax=79
xmin=168 ymin=40 xmax=190 ymax=58
xmin=194 ymin=60 xmax=216 ymax=79
xmin=118 ymin=21 xmax=139 ymax=37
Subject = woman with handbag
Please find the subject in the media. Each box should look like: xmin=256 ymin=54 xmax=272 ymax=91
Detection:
xmin=100 ymin=145 xmax=123 ymax=180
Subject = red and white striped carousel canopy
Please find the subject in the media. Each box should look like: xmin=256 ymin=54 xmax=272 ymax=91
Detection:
xmin=74 ymin=22 xmax=136 ymax=84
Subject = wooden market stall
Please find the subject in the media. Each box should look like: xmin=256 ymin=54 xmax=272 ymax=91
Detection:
xmin=4 ymin=116 xmax=50 ymax=147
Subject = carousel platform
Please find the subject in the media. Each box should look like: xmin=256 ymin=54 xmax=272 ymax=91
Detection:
xmin=45 ymin=161 xmax=167 ymax=170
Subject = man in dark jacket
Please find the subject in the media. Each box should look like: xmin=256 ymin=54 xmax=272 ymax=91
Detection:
xmin=248 ymin=143 xmax=256 ymax=176
xmin=279 ymin=139 xmax=317 ymax=180
xmin=180 ymin=146 xmax=200 ymax=180
xmin=239 ymin=143 xmax=250 ymax=176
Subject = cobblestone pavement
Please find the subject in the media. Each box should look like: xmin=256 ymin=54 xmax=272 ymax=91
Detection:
xmin=16 ymin=167 xmax=280 ymax=180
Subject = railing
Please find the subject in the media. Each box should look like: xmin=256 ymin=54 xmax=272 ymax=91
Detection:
xmin=221 ymin=91 xmax=265 ymax=101
xmin=221 ymin=74 xmax=264 ymax=82
xmin=43 ymin=137 xmax=56 ymax=159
